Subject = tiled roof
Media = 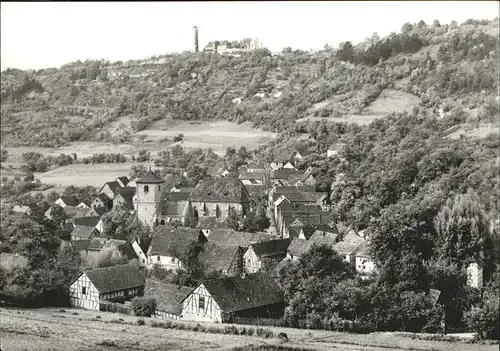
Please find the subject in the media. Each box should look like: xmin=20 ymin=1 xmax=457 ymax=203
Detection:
xmin=102 ymin=181 xmax=121 ymax=194
xmin=70 ymin=225 xmax=96 ymax=239
xmin=136 ymin=170 xmax=165 ymax=184
xmin=144 ymin=280 xmax=194 ymax=316
xmin=287 ymin=238 xmax=312 ymax=257
xmin=309 ymin=230 xmax=338 ymax=247
xmin=271 ymin=169 xmax=302 ymax=180
xmin=199 ymin=272 xmax=284 ymax=312
xmin=162 ymin=192 xmax=189 ymax=202
xmin=94 ymin=206 xmax=109 ymax=216
xmin=115 ymin=187 xmax=136 ymax=209
xmin=208 ymin=229 xmax=279 ymax=247
xmin=87 ymin=238 xmax=125 ymax=252
xmin=59 ymin=196 xmax=79 ymax=207
xmin=198 ymin=242 xmax=241 ymax=272
xmin=249 ymin=239 xmax=291 ymax=258
xmin=278 ymin=192 xmax=326 ymax=203
xmin=188 ymin=178 xmax=250 ymax=203
xmin=70 ymin=239 xmax=92 ymax=252
xmin=148 ymin=227 xmax=207 ymax=257
xmin=195 ymin=216 xmax=229 ymax=230
xmin=83 ymin=264 xmax=145 ymax=294
xmin=117 ymin=176 xmax=130 ymax=186
xmin=74 ymin=216 xmax=100 ymax=228
xmin=272 ymin=185 xmax=315 ymax=195
xmin=96 ymin=193 xmax=111 ymax=203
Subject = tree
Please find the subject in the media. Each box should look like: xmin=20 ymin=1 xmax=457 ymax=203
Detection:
xmin=401 ymin=22 xmax=413 ymax=34
xmin=434 ymin=191 xmax=490 ymax=268
xmin=173 ymin=133 xmax=184 ymax=142
xmin=132 ymin=297 xmax=157 ymax=317
xmin=465 ymin=274 xmax=499 ymax=339
xmin=50 ymin=205 xmax=67 ymax=227
xmin=0 ymin=149 xmax=8 ymax=162
xmin=130 ymin=164 xmax=148 ymax=179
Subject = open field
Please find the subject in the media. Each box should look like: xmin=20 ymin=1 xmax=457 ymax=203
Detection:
xmin=34 ymin=163 xmax=157 ymax=189
xmin=297 ymin=89 xmax=420 ymax=125
xmin=446 ymin=123 xmax=499 ymax=139
xmin=1 ymin=307 xmax=495 ymax=351
xmin=135 ymin=120 xmax=278 ymax=155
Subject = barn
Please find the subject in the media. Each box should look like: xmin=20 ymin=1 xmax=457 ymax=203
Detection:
xmin=181 ymin=272 xmax=284 ymax=323
xmin=69 ymin=264 xmax=145 ymax=311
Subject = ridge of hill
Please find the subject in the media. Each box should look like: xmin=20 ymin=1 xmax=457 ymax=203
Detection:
xmin=1 ymin=18 xmax=498 ymax=149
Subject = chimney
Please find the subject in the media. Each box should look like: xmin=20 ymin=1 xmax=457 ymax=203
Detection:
xmin=193 ymin=26 xmax=199 ymax=53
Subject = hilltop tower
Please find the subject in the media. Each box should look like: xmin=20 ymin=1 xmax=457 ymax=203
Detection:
xmin=136 ymin=169 xmax=164 ymax=226
xmin=193 ymin=26 xmax=199 ymax=53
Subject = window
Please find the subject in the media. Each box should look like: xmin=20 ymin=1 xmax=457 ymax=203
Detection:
xmin=158 ymin=185 xmax=161 ymax=191
xmin=199 ymin=296 xmax=205 ymax=310
xmin=144 ymin=185 xmax=149 ymax=193
xmin=124 ymin=290 xmax=129 ymax=297
xmin=157 ymin=256 xmax=161 ymax=262
xmin=81 ymin=287 xmax=86 ymax=295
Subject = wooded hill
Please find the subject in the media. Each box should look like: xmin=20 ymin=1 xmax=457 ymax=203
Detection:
xmin=1 ymin=18 xmax=498 ymax=147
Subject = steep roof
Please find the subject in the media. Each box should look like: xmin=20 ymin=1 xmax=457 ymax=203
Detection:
xmin=59 ymin=196 xmax=79 ymax=207
xmin=136 ymin=170 xmax=165 ymax=184
xmin=116 ymin=176 xmax=130 ymax=186
xmin=208 ymin=229 xmax=279 ymax=247
xmin=94 ymin=206 xmax=109 ymax=216
xmin=198 ymin=242 xmax=241 ymax=272
xmin=272 ymin=185 xmax=315 ymax=195
xmin=144 ymin=280 xmax=194 ymax=316
xmin=115 ymin=187 xmax=136 ymax=209
xmin=195 ymin=216 xmax=229 ymax=230
xmin=271 ymin=169 xmax=302 ymax=180
xmin=249 ymin=239 xmax=291 ymax=258
xmin=148 ymin=227 xmax=207 ymax=257
xmin=74 ymin=216 xmax=100 ymax=228
xmin=162 ymin=192 xmax=189 ymax=202
xmin=287 ymin=238 xmax=312 ymax=257
xmin=70 ymin=225 xmax=96 ymax=239
xmin=309 ymin=230 xmax=338 ymax=247
xmin=198 ymin=273 xmax=284 ymax=312
xmin=96 ymin=193 xmax=111 ymax=203
xmin=82 ymin=264 xmax=145 ymax=294
xmin=70 ymin=239 xmax=92 ymax=252
xmin=278 ymin=192 xmax=326 ymax=203
xmin=188 ymin=178 xmax=250 ymax=203
xmin=101 ymin=181 xmax=121 ymax=194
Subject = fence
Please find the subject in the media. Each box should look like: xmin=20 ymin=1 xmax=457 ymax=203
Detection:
xmin=231 ymin=316 xmax=375 ymax=334
xmin=99 ymin=300 xmax=133 ymax=315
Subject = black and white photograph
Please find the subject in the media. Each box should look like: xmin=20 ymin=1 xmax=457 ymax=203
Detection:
xmin=0 ymin=1 xmax=499 ymax=350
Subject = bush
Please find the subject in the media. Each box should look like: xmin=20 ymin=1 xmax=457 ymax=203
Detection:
xmin=136 ymin=318 xmax=145 ymax=326
xmin=132 ymin=297 xmax=157 ymax=317
xmin=465 ymin=296 xmax=499 ymax=340
xmin=173 ymin=133 xmax=184 ymax=142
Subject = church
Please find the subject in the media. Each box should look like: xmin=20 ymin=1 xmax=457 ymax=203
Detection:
xmin=135 ymin=170 xmax=252 ymax=227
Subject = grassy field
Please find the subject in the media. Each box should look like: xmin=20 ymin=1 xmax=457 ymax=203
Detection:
xmin=0 ymin=307 xmax=495 ymax=351
xmin=297 ymin=89 xmax=420 ymax=125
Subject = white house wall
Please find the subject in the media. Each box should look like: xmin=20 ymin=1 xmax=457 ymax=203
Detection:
xmin=69 ymin=273 xmax=100 ymax=311
xmin=182 ymin=284 xmax=222 ymax=323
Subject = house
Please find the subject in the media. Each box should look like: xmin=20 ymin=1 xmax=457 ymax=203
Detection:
xmin=246 ymin=162 xmax=267 ymax=173
xmin=146 ymin=227 xmax=207 ymax=270
xmin=55 ymin=196 xmax=79 ymax=208
xmin=0 ymin=253 xmax=28 ymax=271
xmin=354 ymin=242 xmax=376 ymax=276
xmin=44 ymin=205 xmax=77 ymax=222
xmin=271 ymin=169 xmax=301 ymax=184
xmin=74 ymin=207 xmax=100 ymax=219
xmin=286 ymin=238 xmax=310 ymax=260
xmin=98 ymin=181 xmax=122 ymax=200
xmin=195 ymin=216 xmax=230 ymax=237
xmin=207 ymin=167 xmax=232 ymax=178
xmin=198 ymin=242 xmax=243 ymax=276
xmin=70 ymin=225 xmax=98 ymax=241
xmin=74 ymin=216 xmax=103 ymax=233
xmin=76 ymin=202 xmax=90 ymax=210
xmin=286 ymin=229 xmax=338 ymax=261
xmin=466 ymin=261 xmax=483 ymax=288
xmin=132 ymin=238 xmax=149 ymax=267
xmin=91 ymin=193 xmax=112 ymax=210
xmin=327 ymin=142 xmax=345 ymax=157
xmin=270 ymin=161 xmax=284 ymax=171
xmin=127 ymin=177 xmax=140 ymax=188
xmin=116 ymin=176 xmax=130 ymax=188
xmin=243 ymin=239 xmax=291 ymax=273
xmin=188 ymin=178 xmax=251 ymax=220
xmin=113 ymin=187 xmax=136 ymax=211
xmin=293 ymin=150 xmax=313 ymax=162
xmin=144 ymin=280 xmax=194 ymax=320
xmin=69 ymin=264 xmax=145 ymax=311
xmin=12 ymin=205 xmax=32 ymax=217
xmin=84 ymin=238 xmax=129 ymax=263
xmin=238 ymin=172 xmax=264 ymax=186
xmin=283 ymin=161 xmax=296 ymax=170
xmin=207 ymin=229 xmax=279 ymax=248
xmin=181 ymin=272 xmax=285 ymax=323
xmin=268 ymin=185 xmax=315 ymax=207
xmin=333 ymin=231 xmax=366 ymax=266
xmin=156 ymin=192 xmax=190 ymax=226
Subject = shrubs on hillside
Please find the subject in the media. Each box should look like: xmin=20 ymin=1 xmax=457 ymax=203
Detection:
xmin=132 ymin=297 xmax=157 ymax=317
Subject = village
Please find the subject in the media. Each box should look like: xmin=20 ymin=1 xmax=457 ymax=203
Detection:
xmin=3 ymin=148 xmax=484 ymax=326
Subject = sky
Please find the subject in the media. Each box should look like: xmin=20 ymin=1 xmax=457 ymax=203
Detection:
xmin=1 ymin=1 xmax=498 ymax=71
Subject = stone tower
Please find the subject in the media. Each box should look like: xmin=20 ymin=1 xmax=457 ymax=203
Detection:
xmin=193 ymin=26 xmax=199 ymax=53
xmin=136 ymin=169 xmax=164 ymax=226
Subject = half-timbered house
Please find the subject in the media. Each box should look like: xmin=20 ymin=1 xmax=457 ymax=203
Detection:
xmin=181 ymin=273 xmax=284 ymax=323
xmin=69 ymin=264 xmax=145 ymax=311
xmin=243 ymin=239 xmax=291 ymax=273
xmin=144 ymin=280 xmax=194 ymax=320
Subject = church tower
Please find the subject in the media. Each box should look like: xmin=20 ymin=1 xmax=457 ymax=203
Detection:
xmin=136 ymin=169 xmax=164 ymax=226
